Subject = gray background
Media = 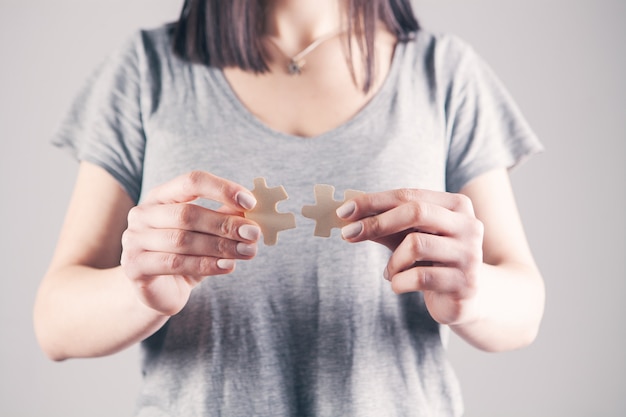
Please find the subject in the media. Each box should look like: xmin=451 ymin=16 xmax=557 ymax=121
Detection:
xmin=1 ymin=0 xmax=624 ymax=416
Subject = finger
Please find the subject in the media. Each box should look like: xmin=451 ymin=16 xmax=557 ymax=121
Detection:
xmin=342 ymin=201 xmax=470 ymax=242
xmin=125 ymin=229 xmax=258 ymax=259
xmin=128 ymin=203 xmax=261 ymax=242
xmin=389 ymin=265 xmax=469 ymax=295
xmin=384 ymin=232 xmax=465 ymax=278
xmin=142 ymin=171 xmax=257 ymax=212
xmin=123 ymin=251 xmax=236 ymax=279
xmin=215 ymin=205 xmax=244 ymax=215
xmin=337 ymin=189 xmax=475 ymax=222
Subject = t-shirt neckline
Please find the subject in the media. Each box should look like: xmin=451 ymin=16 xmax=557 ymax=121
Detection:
xmin=208 ymin=42 xmax=406 ymax=142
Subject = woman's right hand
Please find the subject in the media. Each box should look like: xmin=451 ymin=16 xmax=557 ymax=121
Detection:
xmin=120 ymin=171 xmax=261 ymax=316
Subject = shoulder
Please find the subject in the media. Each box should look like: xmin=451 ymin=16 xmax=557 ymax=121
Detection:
xmin=94 ymin=22 xmax=196 ymax=95
xmin=394 ymin=28 xmax=502 ymax=104
xmin=400 ymin=29 xmax=481 ymax=75
xmin=102 ymin=23 xmax=179 ymax=73
xmin=136 ymin=23 xmax=176 ymax=55
xmin=127 ymin=23 xmax=178 ymax=66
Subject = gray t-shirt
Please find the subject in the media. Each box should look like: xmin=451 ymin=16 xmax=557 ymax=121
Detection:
xmin=53 ymin=24 xmax=542 ymax=417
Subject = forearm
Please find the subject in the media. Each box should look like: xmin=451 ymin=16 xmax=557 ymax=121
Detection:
xmin=34 ymin=265 xmax=169 ymax=361
xmin=450 ymin=262 xmax=545 ymax=352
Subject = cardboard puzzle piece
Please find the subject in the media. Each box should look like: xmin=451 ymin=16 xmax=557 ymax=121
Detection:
xmin=244 ymin=178 xmax=296 ymax=246
xmin=301 ymin=184 xmax=364 ymax=238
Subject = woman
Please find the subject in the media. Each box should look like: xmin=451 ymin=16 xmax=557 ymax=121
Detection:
xmin=34 ymin=0 xmax=545 ymax=415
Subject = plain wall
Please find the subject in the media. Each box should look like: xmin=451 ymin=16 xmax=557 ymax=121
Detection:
xmin=1 ymin=1 xmax=624 ymax=416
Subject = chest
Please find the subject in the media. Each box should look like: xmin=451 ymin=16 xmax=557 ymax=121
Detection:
xmin=221 ymin=38 xmax=394 ymax=139
xmin=139 ymin=45 xmax=447 ymax=200
xmin=222 ymin=74 xmax=370 ymax=139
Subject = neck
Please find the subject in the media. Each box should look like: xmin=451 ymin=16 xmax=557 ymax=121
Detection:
xmin=264 ymin=0 xmax=345 ymax=53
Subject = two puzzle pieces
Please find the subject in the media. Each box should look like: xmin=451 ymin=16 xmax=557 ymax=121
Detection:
xmin=244 ymin=178 xmax=364 ymax=245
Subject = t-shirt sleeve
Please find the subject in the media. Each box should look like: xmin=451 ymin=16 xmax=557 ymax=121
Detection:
xmin=52 ymin=34 xmax=146 ymax=203
xmin=444 ymin=38 xmax=543 ymax=193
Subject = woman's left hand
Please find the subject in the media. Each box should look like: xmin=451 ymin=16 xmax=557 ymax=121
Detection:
xmin=337 ymin=189 xmax=485 ymax=327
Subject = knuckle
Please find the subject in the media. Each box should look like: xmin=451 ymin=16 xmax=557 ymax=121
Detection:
xmin=221 ymin=182 xmax=238 ymax=202
xmin=120 ymin=231 xmax=141 ymax=260
xmin=120 ymin=230 xmax=132 ymax=250
xmin=472 ymin=219 xmax=485 ymax=240
xmin=407 ymin=201 xmax=427 ymax=224
xmin=469 ymin=244 xmax=484 ymax=263
xmin=464 ymin=218 xmax=484 ymax=250
xmin=198 ymin=256 xmax=215 ymax=275
xmin=394 ymin=188 xmax=416 ymax=203
xmin=120 ymin=251 xmax=141 ymax=280
xmin=458 ymin=246 xmax=482 ymax=292
xmin=214 ymin=238 xmax=230 ymax=256
xmin=179 ymin=171 xmax=211 ymax=199
xmin=126 ymin=206 xmax=142 ymax=227
xmin=163 ymin=253 xmax=184 ymax=271
xmin=183 ymin=170 xmax=204 ymax=190
xmin=417 ymin=268 xmax=431 ymax=289
xmin=174 ymin=204 xmax=198 ymax=228
xmin=366 ymin=216 xmax=382 ymax=237
xmin=458 ymin=231 xmax=483 ymax=266
xmin=407 ymin=232 xmax=426 ymax=255
xmin=119 ymin=250 xmax=130 ymax=269
xmin=390 ymin=280 xmax=403 ymax=294
xmin=205 ymin=174 xmax=233 ymax=201
xmin=451 ymin=193 xmax=473 ymax=212
xmin=219 ymin=216 xmax=237 ymax=237
xmin=169 ymin=229 xmax=190 ymax=249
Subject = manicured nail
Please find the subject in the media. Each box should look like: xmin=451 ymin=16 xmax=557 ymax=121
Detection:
xmin=217 ymin=259 xmax=236 ymax=270
xmin=236 ymin=243 xmax=257 ymax=257
xmin=336 ymin=201 xmax=356 ymax=219
xmin=341 ymin=222 xmax=363 ymax=239
xmin=236 ymin=192 xmax=257 ymax=210
xmin=239 ymin=224 xmax=261 ymax=241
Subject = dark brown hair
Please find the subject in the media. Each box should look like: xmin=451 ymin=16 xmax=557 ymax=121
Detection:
xmin=171 ymin=0 xmax=419 ymax=92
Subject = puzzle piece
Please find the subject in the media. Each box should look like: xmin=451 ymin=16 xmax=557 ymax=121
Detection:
xmin=244 ymin=178 xmax=296 ymax=246
xmin=302 ymin=184 xmax=364 ymax=238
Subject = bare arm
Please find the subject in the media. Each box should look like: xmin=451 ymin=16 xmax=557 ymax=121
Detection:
xmin=450 ymin=169 xmax=544 ymax=351
xmin=34 ymin=163 xmax=165 ymax=360
xmin=338 ymin=168 xmax=545 ymax=352
xmin=34 ymin=162 xmax=261 ymax=360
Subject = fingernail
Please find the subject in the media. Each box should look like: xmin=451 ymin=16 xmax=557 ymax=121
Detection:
xmin=383 ymin=267 xmax=390 ymax=281
xmin=236 ymin=192 xmax=257 ymax=210
xmin=341 ymin=222 xmax=363 ymax=239
xmin=239 ymin=224 xmax=261 ymax=241
xmin=236 ymin=242 xmax=257 ymax=257
xmin=217 ymin=259 xmax=236 ymax=270
xmin=336 ymin=201 xmax=356 ymax=219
